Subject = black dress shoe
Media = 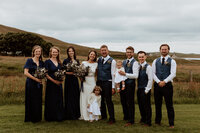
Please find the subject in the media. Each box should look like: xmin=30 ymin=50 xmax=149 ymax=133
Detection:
xmin=144 ymin=124 xmax=151 ymax=127
xmin=155 ymin=122 xmax=161 ymax=126
xmin=99 ymin=117 xmax=107 ymax=120
xmin=123 ymin=117 xmax=128 ymax=121
xmin=108 ymin=120 xmax=115 ymax=125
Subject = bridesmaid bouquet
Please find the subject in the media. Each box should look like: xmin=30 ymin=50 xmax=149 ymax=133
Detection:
xmin=34 ymin=67 xmax=48 ymax=79
xmin=54 ymin=69 xmax=66 ymax=81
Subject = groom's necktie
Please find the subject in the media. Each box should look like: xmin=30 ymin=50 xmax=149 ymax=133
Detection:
xmin=162 ymin=58 xmax=165 ymax=65
xmin=126 ymin=60 xmax=130 ymax=66
xmin=140 ymin=65 xmax=142 ymax=70
xmin=102 ymin=58 xmax=104 ymax=64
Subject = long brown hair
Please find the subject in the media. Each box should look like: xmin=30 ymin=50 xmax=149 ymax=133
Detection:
xmin=87 ymin=50 xmax=97 ymax=62
xmin=32 ymin=45 xmax=43 ymax=61
xmin=49 ymin=46 xmax=61 ymax=64
xmin=66 ymin=46 xmax=77 ymax=60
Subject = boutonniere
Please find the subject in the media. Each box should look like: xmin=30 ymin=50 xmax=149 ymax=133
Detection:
xmin=164 ymin=61 xmax=170 ymax=65
xmin=127 ymin=63 xmax=131 ymax=67
xmin=107 ymin=60 xmax=111 ymax=64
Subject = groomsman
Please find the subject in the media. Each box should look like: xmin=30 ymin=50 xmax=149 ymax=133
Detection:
xmin=137 ymin=51 xmax=153 ymax=126
xmin=118 ymin=46 xmax=139 ymax=126
xmin=152 ymin=44 xmax=176 ymax=128
xmin=97 ymin=45 xmax=116 ymax=124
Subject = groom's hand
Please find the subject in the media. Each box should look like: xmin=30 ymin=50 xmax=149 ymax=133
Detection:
xmin=118 ymin=70 xmax=126 ymax=76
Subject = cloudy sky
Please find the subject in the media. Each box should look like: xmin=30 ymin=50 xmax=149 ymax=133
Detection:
xmin=0 ymin=0 xmax=200 ymax=53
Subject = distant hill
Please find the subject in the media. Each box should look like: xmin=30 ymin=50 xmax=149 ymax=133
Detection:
xmin=0 ymin=24 xmax=124 ymax=57
xmin=0 ymin=24 xmax=199 ymax=58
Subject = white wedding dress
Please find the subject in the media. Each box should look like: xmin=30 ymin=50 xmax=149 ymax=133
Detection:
xmin=80 ymin=61 xmax=97 ymax=121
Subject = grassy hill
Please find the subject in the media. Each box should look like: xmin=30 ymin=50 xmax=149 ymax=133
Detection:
xmin=0 ymin=24 xmax=124 ymax=58
xmin=1 ymin=24 xmax=200 ymax=58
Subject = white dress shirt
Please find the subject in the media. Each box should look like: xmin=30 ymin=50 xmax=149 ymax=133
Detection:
xmin=152 ymin=55 xmax=177 ymax=83
xmin=139 ymin=61 xmax=153 ymax=93
xmin=101 ymin=55 xmax=116 ymax=88
xmin=125 ymin=57 xmax=139 ymax=79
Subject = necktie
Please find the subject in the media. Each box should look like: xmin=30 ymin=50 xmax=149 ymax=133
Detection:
xmin=162 ymin=58 xmax=165 ymax=65
xmin=126 ymin=60 xmax=130 ymax=66
xmin=140 ymin=65 xmax=142 ymax=70
xmin=102 ymin=58 xmax=104 ymax=64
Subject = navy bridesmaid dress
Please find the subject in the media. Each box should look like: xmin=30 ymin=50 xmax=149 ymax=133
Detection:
xmin=44 ymin=59 xmax=64 ymax=121
xmin=24 ymin=58 xmax=44 ymax=122
xmin=63 ymin=58 xmax=80 ymax=120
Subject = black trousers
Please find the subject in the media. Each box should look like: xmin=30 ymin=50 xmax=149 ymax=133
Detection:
xmin=97 ymin=80 xmax=115 ymax=121
xmin=137 ymin=88 xmax=152 ymax=125
xmin=154 ymin=82 xmax=175 ymax=126
xmin=120 ymin=82 xmax=135 ymax=123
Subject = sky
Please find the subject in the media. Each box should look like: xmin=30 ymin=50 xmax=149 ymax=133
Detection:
xmin=0 ymin=0 xmax=200 ymax=54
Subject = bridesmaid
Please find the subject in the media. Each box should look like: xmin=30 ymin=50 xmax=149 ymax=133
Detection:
xmin=24 ymin=45 xmax=44 ymax=123
xmin=44 ymin=46 xmax=64 ymax=121
xmin=63 ymin=46 xmax=80 ymax=120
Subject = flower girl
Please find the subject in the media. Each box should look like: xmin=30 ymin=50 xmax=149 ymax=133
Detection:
xmin=87 ymin=86 xmax=102 ymax=122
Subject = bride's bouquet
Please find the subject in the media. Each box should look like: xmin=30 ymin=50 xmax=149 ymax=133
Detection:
xmin=34 ymin=67 xmax=48 ymax=79
xmin=62 ymin=60 xmax=90 ymax=81
xmin=63 ymin=60 xmax=79 ymax=72
xmin=74 ymin=64 xmax=90 ymax=81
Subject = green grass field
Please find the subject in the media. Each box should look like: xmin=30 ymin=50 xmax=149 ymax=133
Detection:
xmin=0 ymin=104 xmax=200 ymax=133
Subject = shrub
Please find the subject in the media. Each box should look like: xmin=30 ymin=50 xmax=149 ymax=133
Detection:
xmin=0 ymin=32 xmax=53 ymax=57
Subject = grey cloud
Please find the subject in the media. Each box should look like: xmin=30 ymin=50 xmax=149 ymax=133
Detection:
xmin=0 ymin=0 xmax=200 ymax=53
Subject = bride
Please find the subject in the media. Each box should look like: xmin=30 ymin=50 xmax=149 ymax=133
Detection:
xmin=79 ymin=50 xmax=98 ymax=121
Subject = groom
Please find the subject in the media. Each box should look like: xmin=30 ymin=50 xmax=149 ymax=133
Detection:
xmin=97 ymin=45 xmax=116 ymax=124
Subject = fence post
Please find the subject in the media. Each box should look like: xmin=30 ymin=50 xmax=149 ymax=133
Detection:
xmin=189 ymin=70 xmax=193 ymax=82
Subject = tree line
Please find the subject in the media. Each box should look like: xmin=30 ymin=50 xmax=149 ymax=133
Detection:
xmin=0 ymin=32 xmax=53 ymax=57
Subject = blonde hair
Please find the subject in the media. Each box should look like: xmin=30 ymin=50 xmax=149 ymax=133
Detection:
xmin=116 ymin=60 xmax=123 ymax=66
xmin=32 ymin=45 xmax=43 ymax=61
xmin=49 ymin=46 xmax=61 ymax=64
xmin=116 ymin=60 xmax=123 ymax=64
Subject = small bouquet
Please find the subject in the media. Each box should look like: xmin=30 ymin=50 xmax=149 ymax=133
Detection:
xmin=54 ymin=69 xmax=65 ymax=81
xmin=34 ymin=67 xmax=48 ymax=79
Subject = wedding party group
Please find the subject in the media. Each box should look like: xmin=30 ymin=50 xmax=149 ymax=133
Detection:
xmin=24 ymin=43 xmax=176 ymax=129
